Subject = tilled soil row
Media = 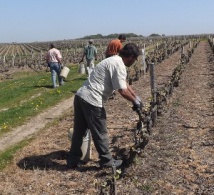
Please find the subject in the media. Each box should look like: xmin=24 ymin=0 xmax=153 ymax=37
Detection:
xmin=114 ymin=41 xmax=214 ymax=194
xmin=155 ymin=40 xmax=214 ymax=194
xmin=0 ymin=41 xmax=213 ymax=195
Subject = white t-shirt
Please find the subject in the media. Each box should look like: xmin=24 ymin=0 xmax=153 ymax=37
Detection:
xmin=76 ymin=55 xmax=127 ymax=107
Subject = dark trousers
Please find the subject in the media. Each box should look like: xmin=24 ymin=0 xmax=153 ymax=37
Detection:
xmin=67 ymin=95 xmax=113 ymax=166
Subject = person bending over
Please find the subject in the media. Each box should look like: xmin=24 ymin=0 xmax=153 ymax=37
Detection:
xmin=67 ymin=43 xmax=143 ymax=169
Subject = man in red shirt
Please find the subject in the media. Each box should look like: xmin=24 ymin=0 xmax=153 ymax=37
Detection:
xmin=105 ymin=34 xmax=126 ymax=58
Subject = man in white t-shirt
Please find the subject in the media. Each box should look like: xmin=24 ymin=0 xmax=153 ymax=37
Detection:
xmin=67 ymin=43 xmax=143 ymax=169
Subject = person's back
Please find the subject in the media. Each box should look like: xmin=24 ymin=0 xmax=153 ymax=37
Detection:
xmin=47 ymin=48 xmax=62 ymax=63
xmin=84 ymin=44 xmax=97 ymax=60
xmin=105 ymin=39 xmax=122 ymax=57
xmin=105 ymin=34 xmax=126 ymax=58
xmin=76 ymin=55 xmax=127 ymax=107
xmin=80 ymin=39 xmax=97 ymax=74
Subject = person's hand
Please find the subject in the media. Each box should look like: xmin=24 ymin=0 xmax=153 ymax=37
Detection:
xmin=135 ymin=96 xmax=141 ymax=102
xmin=132 ymin=96 xmax=143 ymax=114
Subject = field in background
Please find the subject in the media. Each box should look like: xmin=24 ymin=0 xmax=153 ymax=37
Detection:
xmin=0 ymin=35 xmax=213 ymax=194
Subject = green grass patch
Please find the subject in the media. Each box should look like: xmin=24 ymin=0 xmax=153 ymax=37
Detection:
xmin=0 ymin=64 xmax=87 ymax=135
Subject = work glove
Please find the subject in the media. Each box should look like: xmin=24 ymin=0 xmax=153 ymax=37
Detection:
xmin=132 ymin=96 xmax=144 ymax=115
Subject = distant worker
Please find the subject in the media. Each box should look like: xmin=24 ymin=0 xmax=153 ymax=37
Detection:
xmin=79 ymin=39 xmax=97 ymax=74
xmin=105 ymin=34 xmax=126 ymax=98
xmin=46 ymin=43 xmax=64 ymax=88
xmin=105 ymin=34 xmax=126 ymax=58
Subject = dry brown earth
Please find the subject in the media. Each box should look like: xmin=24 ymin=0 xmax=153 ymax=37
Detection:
xmin=0 ymin=41 xmax=213 ymax=194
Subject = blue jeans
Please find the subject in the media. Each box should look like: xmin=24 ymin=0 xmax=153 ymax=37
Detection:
xmin=49 ymin=62 xmax=63 ymax=87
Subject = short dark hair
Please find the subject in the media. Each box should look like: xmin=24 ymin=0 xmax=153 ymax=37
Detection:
xmin=50 ymin=43 xmax=55 ymax=48
xmin=119 ymin=43 xmax=140 ymax=58
xmin=118 ymin=34 xmax=126 ymax=40
xmin=89 ymin=39 xmax=94 ymax=44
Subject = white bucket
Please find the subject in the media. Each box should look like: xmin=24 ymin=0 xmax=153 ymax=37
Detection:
xmin=81 ymin=130 xmax=92 ymax=162
xmin=78 ymin=64 xmax=85 ymax=74
xmin=68 ymin=128 xmax=91 ymax=162
xmin=60 ymin=66 xmax=70 ymax=79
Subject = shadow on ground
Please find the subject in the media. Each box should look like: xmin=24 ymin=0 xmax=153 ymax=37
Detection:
xmin=17 ymin=150 xmax=69 ymax=171
xmin=16 ymin=150 xmax=100 ymax=172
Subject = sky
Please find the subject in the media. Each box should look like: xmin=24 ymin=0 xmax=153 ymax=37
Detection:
xmin=0 ymin=0 xmax=213 ymax=43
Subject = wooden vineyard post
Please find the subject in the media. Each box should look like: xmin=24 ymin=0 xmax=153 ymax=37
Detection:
xmin=189 ymin=41 xmax=192 ymax=48
xmin=142 ymin=44 xmax=146 ymax=74
xmin=212 ymin=38 xmax=214 ymax=50
xmin=12 ymin=54 xmax=15 ymax=67
xmin=181 ymin=46 xmax=184 ymax=55
xmin=3 ymin=55 xmax=6 ymax=65
xmin=165 ymin=42 xmax=168 ymax=59
xmin=149 ymin=62 xmax=157 ymax=126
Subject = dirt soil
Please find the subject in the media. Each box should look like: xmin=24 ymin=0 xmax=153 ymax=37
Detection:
xmin=0 ymin=41 xmax=213 ymax=195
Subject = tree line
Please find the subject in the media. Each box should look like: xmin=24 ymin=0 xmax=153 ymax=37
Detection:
xmin=80 ymin=33 xmax=143 ymax=39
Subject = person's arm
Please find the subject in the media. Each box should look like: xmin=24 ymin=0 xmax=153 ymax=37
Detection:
xmin=46 ymin=53 xmax=50 ymax=66
xmin=126 ymin=82 xmax=137 ymax=97
xmin=118 ymin=85 xmax=136 ymax=103
xmin=79 ymin=55 xmax=85 ymax=63
xmin=118 ymin=83 xmax=143 ymax=113
xmin=55 ymin=50 xmax=62 ymax=64
xmin=46 ymin=52 xmax=49 ymax=63
xmin=94 ymin=47 xmax=97 ymax=60
xmin=56 ymin=55 xmax=62 ymax=64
